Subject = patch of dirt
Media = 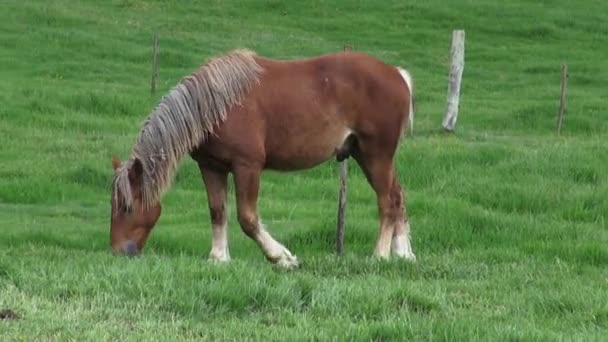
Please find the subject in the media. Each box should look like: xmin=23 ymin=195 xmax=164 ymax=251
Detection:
xmin=0 ymin=309 xmax=20 ymax=320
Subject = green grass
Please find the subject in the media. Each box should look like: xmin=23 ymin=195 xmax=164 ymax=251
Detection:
xmin=1 ymin=0 xmax=607 ymax=340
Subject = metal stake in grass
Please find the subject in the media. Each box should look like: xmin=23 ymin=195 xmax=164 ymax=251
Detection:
xmin=556 ymin=64 xmax=568 ymax=135
xmin=336 ymin=44 xmax=351 ymax=256
xmin=151 ymin=33 xmax=159 ymax=96
xmin=442 ymin=29 xmax=465 ymax=132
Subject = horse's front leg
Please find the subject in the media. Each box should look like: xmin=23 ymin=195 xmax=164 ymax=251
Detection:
xmin=198 ymin=163 xmax=231 ymax=262
xmin=233 ymin=163 xmax=299 ymax=268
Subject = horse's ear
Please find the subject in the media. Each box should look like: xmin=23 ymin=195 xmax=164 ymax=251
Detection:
xmin=128 ymin=157 xmax=144 ymax=186
xmin=112 ymin=155 xmax=121 ymax=170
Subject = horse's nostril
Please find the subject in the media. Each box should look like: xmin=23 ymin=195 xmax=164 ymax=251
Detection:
xmin=124 ymin=241 xmax=139 ymax=256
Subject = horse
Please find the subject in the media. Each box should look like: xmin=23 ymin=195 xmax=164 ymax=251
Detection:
xmin=110 ymin=49 xmax=416 ymax=268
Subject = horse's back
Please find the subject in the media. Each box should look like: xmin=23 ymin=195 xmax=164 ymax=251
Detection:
xmin=254 ymin=51 xmax=410 ymax=129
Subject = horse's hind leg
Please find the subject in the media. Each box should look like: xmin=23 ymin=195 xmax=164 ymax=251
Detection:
xmin=233 ymin=164 xmax=299 ymax=268
xmin=352 ymin=139 xmax=416 ymax=260
xmin=198 ymin=164 xmax=230 ymax=262
xmin=388 ymin=179 xmax=416 ymax=260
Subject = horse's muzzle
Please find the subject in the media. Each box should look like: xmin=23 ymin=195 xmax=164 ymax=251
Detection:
xmin=113 ymin=240 xmax=139 ymax=256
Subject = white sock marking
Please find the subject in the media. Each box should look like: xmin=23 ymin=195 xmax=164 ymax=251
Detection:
xmin=256 ymin=220 xmax=299 ymax=268
xmin=209 ymin=221 xmax=230 ymax=262
xmin=392 ymin=220 xmax=416 ymax=261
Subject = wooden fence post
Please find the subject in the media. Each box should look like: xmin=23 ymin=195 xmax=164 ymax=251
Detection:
xmin=151 ymin=33 xmax=159 ymax=96
xmin=442 ymin=30 xmax=465 ymax=132
xmin=556 ymin=64 xmax=568 ymax=134
xmin=336 ymin=154 xmax=347 ymax=256
xmin=336 ymin=44 xmax=351 ymax=256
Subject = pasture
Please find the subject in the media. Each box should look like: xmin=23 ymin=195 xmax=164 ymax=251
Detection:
xmin=1 ymin=0 xmax=607 ymax=340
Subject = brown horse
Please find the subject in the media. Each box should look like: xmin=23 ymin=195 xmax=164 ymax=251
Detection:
xmin=110 ymin=49 xmax=415 ymax=268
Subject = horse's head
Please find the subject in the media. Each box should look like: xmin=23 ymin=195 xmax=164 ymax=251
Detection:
xmin=110 ymin=156 xmax=161 ymax=256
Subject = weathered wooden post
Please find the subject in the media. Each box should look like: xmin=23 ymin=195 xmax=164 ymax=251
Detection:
xmin=442 ymin=30 xmax=465 ymax=132
xmin=336 ymin=44 xmax=351 ymax=256
xmin=151 ymin=33 xmax=159 ymax=96
xmin=336 ymin=155 xmax=347 ymax=256
xmin=556 ymin=64 xmax=568 ymax=135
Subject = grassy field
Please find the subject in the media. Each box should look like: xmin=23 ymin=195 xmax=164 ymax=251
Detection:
xmin=1 ymin=0 xmax=607 ymax=340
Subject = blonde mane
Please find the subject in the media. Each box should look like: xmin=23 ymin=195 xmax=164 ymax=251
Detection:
xmin=113 ymin=49 xmax=263 ymax=210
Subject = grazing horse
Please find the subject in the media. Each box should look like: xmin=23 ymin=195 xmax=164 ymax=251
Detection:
xmin=110 ymin=49 xmax=416 ymax=268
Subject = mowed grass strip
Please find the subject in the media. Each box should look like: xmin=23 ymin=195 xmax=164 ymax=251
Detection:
xmin=1 ymin=0 xmax=607 ymax=340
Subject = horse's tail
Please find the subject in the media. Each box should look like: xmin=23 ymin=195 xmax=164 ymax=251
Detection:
xmin=396 ymin=66 xmax=414 ymax=136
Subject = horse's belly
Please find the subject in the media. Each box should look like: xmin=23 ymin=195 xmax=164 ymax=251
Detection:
xmin=264 ymin=125 xmax=351 ymax=171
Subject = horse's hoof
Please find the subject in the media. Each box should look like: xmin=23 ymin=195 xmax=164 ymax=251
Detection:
xmin=274 ymin=250 xmax=300 ymax=269
xmin=208 ymin=250 xmax=231 ymax=263
xmin=395 ymin=251 xmax=417 ymax=262
xmin=392 ymin=245 xmax=416 ymax=262
xmin=372 ymin=250 xmax=391 ymax=260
